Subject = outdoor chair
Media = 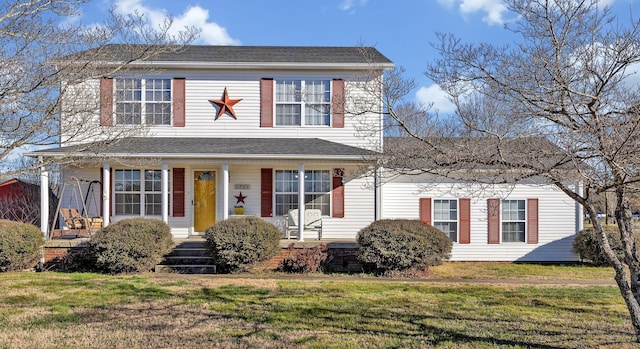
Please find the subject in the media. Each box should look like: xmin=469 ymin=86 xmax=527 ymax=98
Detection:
xmin=285 ymin=209 xmax=323 ymax=240
xmin=60 ymin=208 xmax=89 ymax=229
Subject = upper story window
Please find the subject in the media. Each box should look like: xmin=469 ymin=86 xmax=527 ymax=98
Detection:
xmin=275 ymin=80 xmax=330 ymax=126
xmin=115 ymin=78 xmax=171 ymax=125
xmin=433 ymin=199 xmax=458 ymax=242
xmin=502 ymin=199 xmax=526 ymax=242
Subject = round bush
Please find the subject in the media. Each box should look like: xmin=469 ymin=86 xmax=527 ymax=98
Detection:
xmin=0 ymin=220 xmax=44 ymax=272
xmin=205 ymin=216 xmax=281 ymax=273
xmin=572 ymin=225 xmax=630 ymax=266
xmin=356 ymin=219 xmax=452 ymax=275
xmin=89 ymin=218 xmax=173 ymax=274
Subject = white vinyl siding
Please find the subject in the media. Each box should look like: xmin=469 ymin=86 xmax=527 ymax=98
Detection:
xmin=381 ymin=178 xmax=579 ymax=262
xmin=88 ymin=72 xmax=381 ymax=150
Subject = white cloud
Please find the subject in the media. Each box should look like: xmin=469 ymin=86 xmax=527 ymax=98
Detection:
xmin=415 ymin=85 xmax=456 ymax=114
xmin=339 ymin=0 xmax=368 ymax=12
xmin=441 ymin=0 xmax=618 ymax=26
xmin=114 ymin=0 xmax=240 ymax=45
xmin=439 ymin=0 xmax=509 ymax=25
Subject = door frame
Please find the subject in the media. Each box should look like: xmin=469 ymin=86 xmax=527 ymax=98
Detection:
xmin=191 ymin=169 xmax=218 ymax=236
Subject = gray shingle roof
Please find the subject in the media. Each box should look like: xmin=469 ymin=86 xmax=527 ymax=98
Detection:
xmin=82 ymin=45 xmax=393 ymax=65
xmin=30 ymin=137 xmax=377 ymax=160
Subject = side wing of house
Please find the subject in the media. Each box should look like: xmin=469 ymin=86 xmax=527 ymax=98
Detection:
xmin=381 ymin=175 xmax=581 ymax=262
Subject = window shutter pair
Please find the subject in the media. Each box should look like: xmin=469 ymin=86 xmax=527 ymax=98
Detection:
xmin=260 ymin=78 xmax=345 ymax=128
xmin=487 ymin=198 xmax=539 ymax=244
xmin=259 ymin=168 xmax=345 ymax=218
xmin=99 ymin=77 xmax=185 ymax=127
xmin=419 ymin=198 xmax=471 ymax=244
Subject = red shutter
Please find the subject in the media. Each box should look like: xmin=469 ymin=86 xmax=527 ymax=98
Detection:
xmin=100 ymin=77 xmax=113 ymax=126
xmin=419 ymin=198 xmax=432 ymax=225
xmin=260 ymin=78 xmax=273 ymax=127
xmin=332 ymin=168 xmax=344 ymax=218
xmin=487 ymin=198 xmax=500 ymax=244
xmin=173 ymin=78 xmax=185 ymax=127
xmin=332 ymin=79 xmax=345 ymax=128
xmin=527 ymin=198 xmax=539 ymax=244
xmin=261 ymin=168 xmax=273 ymax=217
xmin=459 ymin=198 xmax=471 ymax=244
xmin=172 ymin=168 xmax=185 ymax=217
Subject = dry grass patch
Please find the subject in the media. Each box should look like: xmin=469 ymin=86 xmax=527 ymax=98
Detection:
xmin=430 ymin=262 xmax=615 ymax=280
xmin=0 ymin=271 xmax=635 ymax=348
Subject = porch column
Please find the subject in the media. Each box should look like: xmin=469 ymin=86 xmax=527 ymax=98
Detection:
xmin=298 ymin=163 xmax=305 ymax=242
xmin=375 ymin=166 xmax=381 ymax=221
xmin=39 ymin=158 xmax=49 ymax=239
xmin=102 ymin=162 xmax=110 ymax=227
xmin=223 ymin=163 xmax=229 ymax=220
xmin=161 ymin=162 xmax=169 ymax=224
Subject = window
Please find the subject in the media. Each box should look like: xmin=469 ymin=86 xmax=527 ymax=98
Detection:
xmin=114 ymin=169 xmax=168 ymax=215
xmin=144 ymin=170 xmax=163 ymax=215
xmin=114 ymin=169 xmax=140 ymax=215
xmin=274 ymin=170 xmax=331 ymax=216
xmin=433 ymin=199 xmax=458 ymax=242
xmin=115 ymin=78 xmax=171 ymax=125
xmin=275 ymin=80 xmax=330 ymax=126
xmin=502 ymin=199 xmax=526 ymax=242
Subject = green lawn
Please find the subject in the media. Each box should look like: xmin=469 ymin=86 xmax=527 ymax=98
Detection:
xmin=0 ymin=264 xmax=634 ymax=348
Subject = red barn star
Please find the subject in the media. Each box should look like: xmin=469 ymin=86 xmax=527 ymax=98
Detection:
xmin=234 ymin=192 xmax=247 ymax=205
xmin=209 ymin=87 xmax=242 ymax=120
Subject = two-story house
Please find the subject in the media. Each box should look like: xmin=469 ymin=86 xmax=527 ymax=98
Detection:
xmin=31 ymin=45 xmax=582 ymax=261
xmin=33 ymin=45 xmax=391 ymax=241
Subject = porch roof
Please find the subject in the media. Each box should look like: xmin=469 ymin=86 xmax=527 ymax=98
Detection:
xmin=28 ymin=137 xmax=378 ymax=161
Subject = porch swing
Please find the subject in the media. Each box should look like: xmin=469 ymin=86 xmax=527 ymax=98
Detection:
xmin=50 ymin=177 xmax=102 ymax=239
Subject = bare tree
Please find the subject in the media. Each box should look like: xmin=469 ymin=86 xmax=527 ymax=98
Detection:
xmin=0 ymin=0 xmax=198 ymax=176
xmin=372 ymin=0 xmax=640 ymax=341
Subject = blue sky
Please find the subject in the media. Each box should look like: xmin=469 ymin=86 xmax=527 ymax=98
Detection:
xmin=78 ymin=0 xmax=635 ymax=113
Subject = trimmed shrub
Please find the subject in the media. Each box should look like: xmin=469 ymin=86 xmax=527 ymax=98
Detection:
xmin=277 ymin=243 xmax=329 ymax=273
xmin=0 ymin=220 xmax=44 ymax=272
xmin=572 ymin=225 xmax=632 ymax=266
xmin=89 ymin=218 xmax=173 ymax=274
xmin=356 ymin=219 xmax=452 ymax=275
xmin=205 ymin=216 xmax=281 ymax=273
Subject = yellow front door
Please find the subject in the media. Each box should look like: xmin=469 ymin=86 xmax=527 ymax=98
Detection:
xmin=194 ymin=171 xmax=216 ymax=232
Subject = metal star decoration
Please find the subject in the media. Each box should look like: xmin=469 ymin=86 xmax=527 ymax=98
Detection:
xmin=209 ymin=87 xmax=242 ymax=120
xmin=234 ymin=192 xmax=247 ymax=205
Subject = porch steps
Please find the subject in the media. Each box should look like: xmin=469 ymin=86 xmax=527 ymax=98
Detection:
xmin=155 ymin=239 xmax=216 ymax=274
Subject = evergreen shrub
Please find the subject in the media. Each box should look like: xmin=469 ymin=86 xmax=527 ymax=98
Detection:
xmin=89 ymin=218 xmax=173 ymax=274
xmin=356 ymin=219 xmax=452 ymax=275
xmin=0 ymin=220 xmax=44 ymax=272
xmin=572 ymin=225 xmax=629 ymax=266
xmin=205 ymin=216 xmax=281 ymax=273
